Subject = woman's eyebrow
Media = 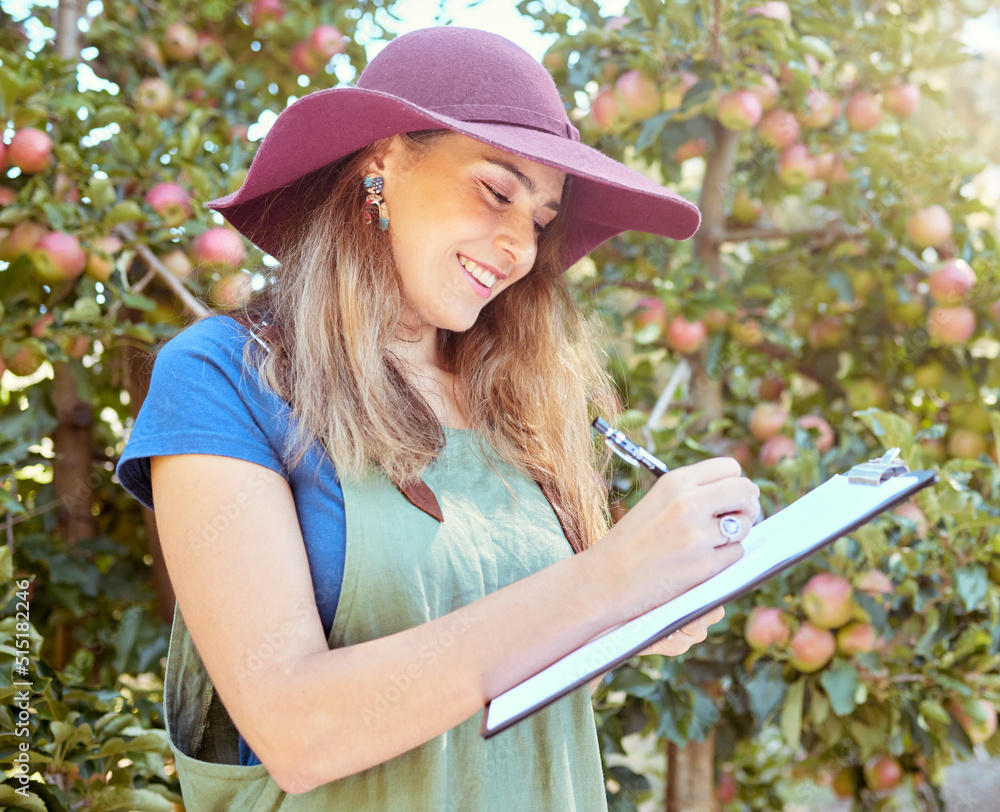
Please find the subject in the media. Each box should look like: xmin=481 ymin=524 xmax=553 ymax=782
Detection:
xmin=485 ymin=157 xmax=562 ymax=212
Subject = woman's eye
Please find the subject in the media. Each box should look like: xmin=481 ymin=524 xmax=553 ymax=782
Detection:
xmin=484 ymin=183 xmax=511 ymax=204
xmin=534 ymin=222 xmax=550 ymax=238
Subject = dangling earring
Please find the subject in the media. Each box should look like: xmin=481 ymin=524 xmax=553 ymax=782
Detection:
xmin=362 ymin=174 xmax=389 ymax=231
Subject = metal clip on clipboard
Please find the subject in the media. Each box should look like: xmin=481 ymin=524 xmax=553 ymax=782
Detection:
xmin=847 ymin=448 xmax=910 ymax=485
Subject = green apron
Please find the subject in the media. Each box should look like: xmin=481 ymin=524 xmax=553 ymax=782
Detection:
xmin=163 ymin=428 xmax=608 ymax=810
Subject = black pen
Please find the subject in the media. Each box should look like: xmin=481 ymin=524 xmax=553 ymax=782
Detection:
xmin=591 ymin=417 xmax=670 ymax=477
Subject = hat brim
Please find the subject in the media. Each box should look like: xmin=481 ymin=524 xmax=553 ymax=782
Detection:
xmin=208 ymin=87 xmax=701 ymax=269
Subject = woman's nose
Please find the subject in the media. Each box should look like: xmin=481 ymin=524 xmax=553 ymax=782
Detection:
xmin=496 ymin=211 xmax=537 ymax=268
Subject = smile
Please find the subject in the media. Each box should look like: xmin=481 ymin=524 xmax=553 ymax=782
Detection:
xmin=459 ymin=255 xmax=499 ymax=291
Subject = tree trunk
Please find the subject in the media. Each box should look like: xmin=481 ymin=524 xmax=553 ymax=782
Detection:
xmin=51 ymin=361 xmax=96 ymax=665
xmin=666 ymin=729 xmax=717 ymax=812
xmin=123 ymin=344 xmax=175 ymax=623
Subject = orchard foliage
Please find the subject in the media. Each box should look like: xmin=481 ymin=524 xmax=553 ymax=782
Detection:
xmin=0 ymin=1 xmax=391 ymax=808
xmin=524 ymin=0 xmax=1000 ymax=809
xmin=0 ymin=0 xmax=997 ymax=811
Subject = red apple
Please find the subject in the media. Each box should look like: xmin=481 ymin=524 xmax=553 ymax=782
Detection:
xmin=666 ymin=316 xmax=707 ymax=354
xmin=673 ymin=137 xmax=707 ymax=162
xmin=731 ymin=318 xmax=764 ymax=346
xmin=948 ymin=428 xmax=987 ymax=459
xmin=757 ymin=108 xmax=800 ymax=149
xmin=927 ymin=258 xmax=974 ymax=303
xmin=717 ymin=90 xmax=763 ymax=131
xmin=757 ymin=374 xmax=785 ymax=402
xmin=797 ymin=415 xmax=834 ymax=453
xmin=134 ymin=78 xmax=174 ymax=116
xmin=760 ymin=434 xmax=797 ymax=466
xmin=744 ymin=606 xmax=791 ymax=650
xmin=633 ymin=297 xmax=668 ymax=333
xmin=136 ymin=35 xmax=163 ymax=66
xmin=163 ymin=22 xmax=198 ymax=61
xmin=145 ymin=182 xmax=192 ymax=227
xmin=747 ymin=1 xmax=792 ymax=23
xmin=8 ymin=127 xmax=53 ymax=174
xmin=802 ymin=572 xmax=854 ymax=629
xmin=31 ymin=232 xmax=87 ymax=283
xmin=0 ymin=185 xmax=16 ymax=205
xmin=779 ymin=144 xmax=816 ymax=187
xmin=749 ymin=403 xmax=789 ymax=441
xmin=857 ymin=569 xmax=893 ymax=597
xmin=845 ymin=92 xmax=882 ymax=131
xmin=806 ymin=314 xmax=844 ymax=349
xmin=747 ymin=73 xmax=780 ymax=111
xmin=863 ymin=755 xmax=903 ymax=792
xmin=30 ymin=312 xmax=55 ymax=338
xmin=590 ymin=86 xmax=621 ymax=131
xmin=798 ymin=89 xmax=837 ymax=129
xmin=832 ymin=768 xmax=859 ymax=798
xmin=907 ymin=205 xmax=952 ymax=248
xmin=836 ymin=622 xmax=876 ymax=655
xmin=85 ymin=235 xmax=123 ymax=283
xmin=615 ymin=70 xmax=660 ymax=122
xmin=5 ymin=342 xmax=45 ymax=377
xmin=0 ymin=221 xmax=48 ymax=261
xmin=927 ymin=305 xmax=975 ymax=345
xmin=209 ymin=272 xmax=253 ymax=308
xmin=308 ymin=24 xmax=346 ymax=62
xmin=788 ymin=622 xmax=836 ymax=672
xmin=160 ymin=248 xmax=194 ymax=279
xmin=193 ymin=228 xmax=245 ymax=271
xmin=891 ymin=501 xmax=929 ymax=536
xmin=250 ymin=0 xmax=284 ymax=27
xmin=883 ymin=82 xmax=920 ymax=118
xmin=949 ymin=698 xmax=998 ymax=745
xmin=290 ymin=40 xmax=323 ymax=76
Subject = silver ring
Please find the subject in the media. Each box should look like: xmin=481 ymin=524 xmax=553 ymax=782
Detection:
xmin=719 ymin=515 xmax=742 ymax=541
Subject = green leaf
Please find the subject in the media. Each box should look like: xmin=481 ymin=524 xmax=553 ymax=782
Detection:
xmin=745 ymin=661 xmax=786 ymax=726
xmin=780 ymin=678 xmax=805 ymax=749
xmin=0 ymin=784 xmax=47 ymax=812
xmin=955 ymin=566 xmax=988 ymax=612
xmin=820 ymin=661 xmax=860 ymax=717
xmin=88 ymin=786 xmax=176 ymax=812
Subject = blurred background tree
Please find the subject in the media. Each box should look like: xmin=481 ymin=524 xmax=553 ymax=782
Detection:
xmin=0 ymin=1 xmax=998 ymax=810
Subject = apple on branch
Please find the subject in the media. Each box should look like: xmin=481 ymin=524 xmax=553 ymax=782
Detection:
xmin=907 ymin=204 xmax=953 ymax=248
xmin=145 ymin=182 xmax=192 ymax=227
xmin=31 ymin=232 xmax=87 ymax=284
xmin=615 ymin=70 xmax=660 ymax=122
xmin=9 ymin=127 xmax=53 ymax=175
xmin=193 ymin=227 xmax=246 ymax=271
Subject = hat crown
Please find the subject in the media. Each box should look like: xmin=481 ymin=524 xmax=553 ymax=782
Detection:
xmin=358 ymin=27 xmax=578 ymax=141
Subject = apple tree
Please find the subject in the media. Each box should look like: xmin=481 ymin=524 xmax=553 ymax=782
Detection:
xmin=526 ymin=0 xmax=1000 ymax=809
xmin=0 ymin=1 xmax=400 ymax=807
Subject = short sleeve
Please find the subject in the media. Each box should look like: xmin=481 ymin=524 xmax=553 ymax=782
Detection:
xmin=117 ymin=316 xmax=291 ymax=510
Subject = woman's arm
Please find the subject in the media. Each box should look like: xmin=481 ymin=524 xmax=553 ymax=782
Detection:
xmin=151 ymin=452 xmax=756 ymax=794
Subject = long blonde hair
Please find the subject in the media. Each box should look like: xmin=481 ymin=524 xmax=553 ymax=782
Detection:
xmin=241 ymin=132 xmax=620 ymax=551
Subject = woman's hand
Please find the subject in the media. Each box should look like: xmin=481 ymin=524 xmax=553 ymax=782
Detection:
xmin=637 ymin=606 xmax=726 ymax=657
xmin=592 ymin=457 xmax=761 ymax=620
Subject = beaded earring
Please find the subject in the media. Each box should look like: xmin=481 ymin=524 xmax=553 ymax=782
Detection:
xmin=362 ymin=174 xmax=389 ymax=231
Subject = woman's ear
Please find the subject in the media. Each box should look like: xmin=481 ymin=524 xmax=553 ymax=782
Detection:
xmin=365 ymin=135 xmax=401 ymax=178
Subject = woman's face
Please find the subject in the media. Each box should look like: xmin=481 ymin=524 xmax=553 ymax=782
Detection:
xmin=372 ymin=132 xmax=566 ymax=335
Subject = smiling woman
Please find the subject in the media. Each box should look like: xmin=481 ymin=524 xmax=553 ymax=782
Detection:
xmin=115 ymin=25 xmax=759 ymax=811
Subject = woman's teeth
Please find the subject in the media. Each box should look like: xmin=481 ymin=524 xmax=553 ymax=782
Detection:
xmin=459 ymin=256 xmax=497 ymax=289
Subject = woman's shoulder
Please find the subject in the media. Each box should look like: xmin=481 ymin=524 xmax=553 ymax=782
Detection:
xmin=156 ymin=314 xmax=251 ymax=365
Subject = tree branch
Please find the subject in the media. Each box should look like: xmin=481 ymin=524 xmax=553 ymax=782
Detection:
xmin=723 ymin=223 xmax=864 ymax=243
xmin=113 ymin=224 xmax=212 ymax=319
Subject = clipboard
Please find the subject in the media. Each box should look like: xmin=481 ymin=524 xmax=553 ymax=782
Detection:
xmin=481 ymin=450 xmax=937 ymax=738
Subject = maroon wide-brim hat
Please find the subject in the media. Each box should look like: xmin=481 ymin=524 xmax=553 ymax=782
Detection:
xmin=208 ymin=26 xmax=700 ymax=270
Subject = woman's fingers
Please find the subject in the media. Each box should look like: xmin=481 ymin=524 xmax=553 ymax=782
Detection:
xmin=637 ymin=606 xmax=727 ymax=656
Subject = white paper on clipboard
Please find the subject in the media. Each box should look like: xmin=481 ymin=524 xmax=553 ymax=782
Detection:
xmin=482 ymin=468 xmax=937 ymax=738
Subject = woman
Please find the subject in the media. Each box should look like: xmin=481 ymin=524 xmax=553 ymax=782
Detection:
xmin=118 ymin=26 xmax=760 ymax=811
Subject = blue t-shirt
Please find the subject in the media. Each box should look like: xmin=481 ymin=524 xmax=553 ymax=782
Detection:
xmin=117 ymin=315 xmax=347 ymax=767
